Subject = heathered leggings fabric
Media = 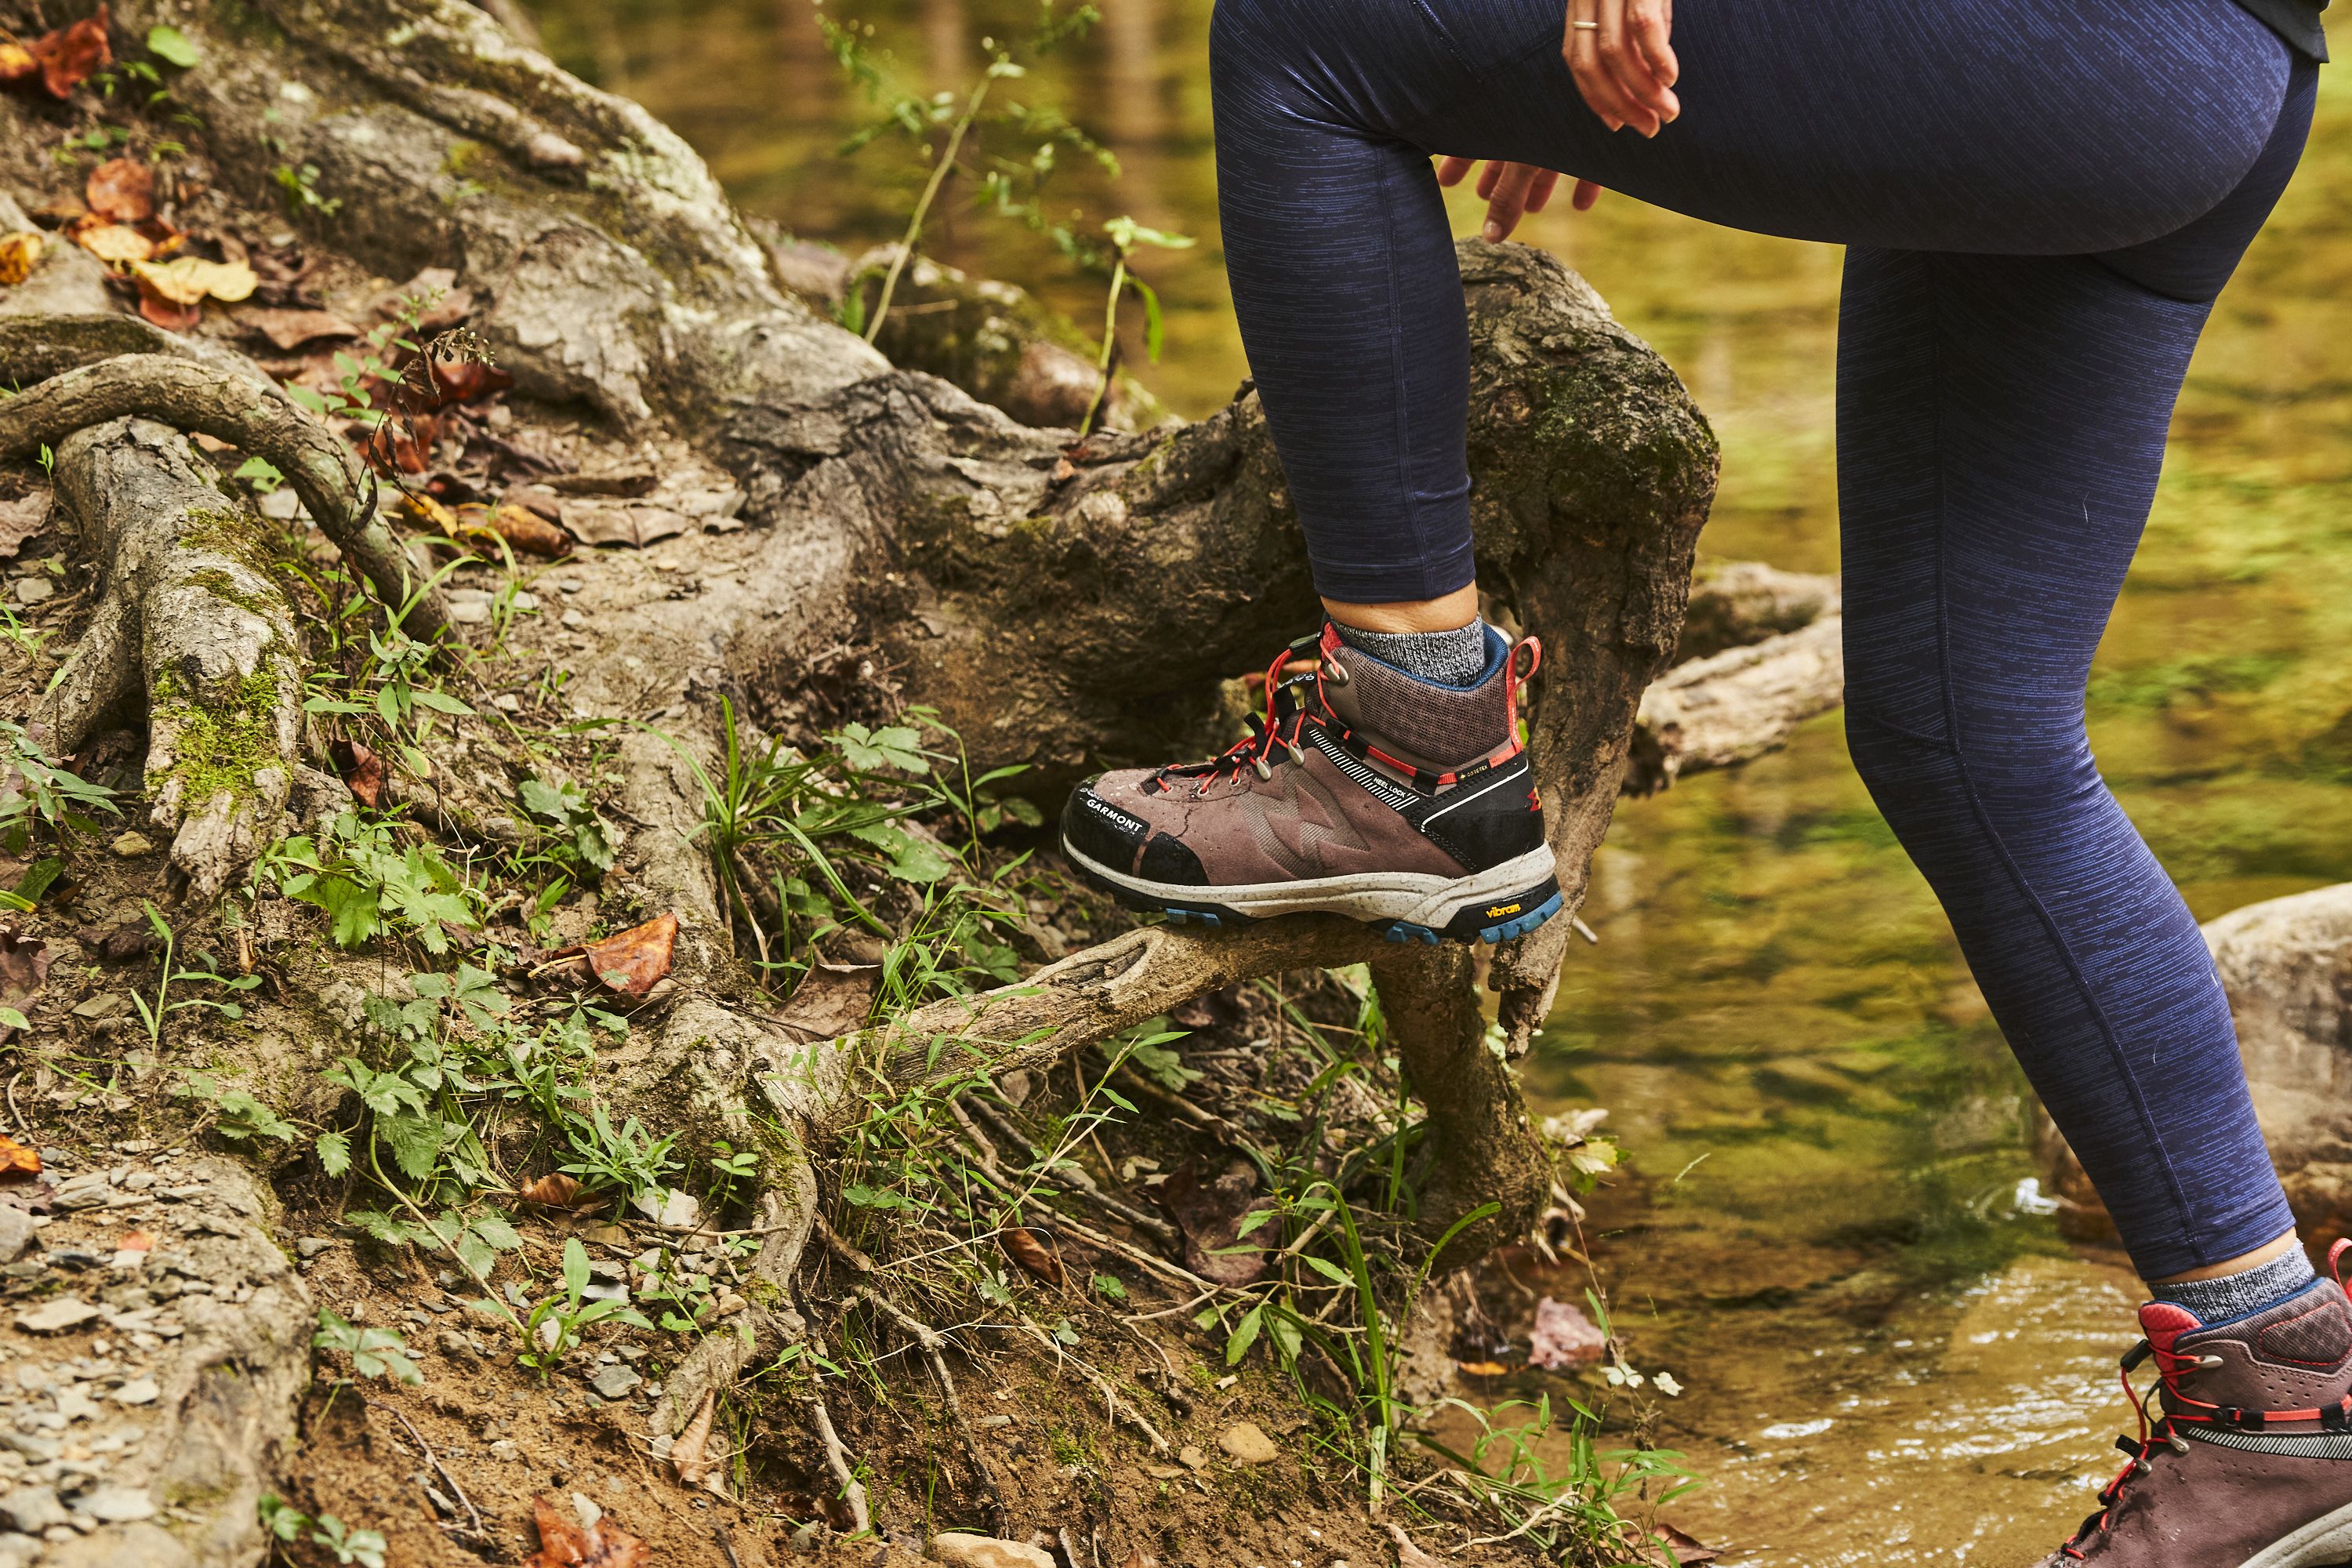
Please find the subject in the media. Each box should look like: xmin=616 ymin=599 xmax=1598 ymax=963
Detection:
xmin=1209 ymin=0 xmax=2320 ymax=1276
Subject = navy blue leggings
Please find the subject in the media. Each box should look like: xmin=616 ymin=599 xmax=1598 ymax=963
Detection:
xmin=1210 ymin=0 xmax=2320 ymax=1276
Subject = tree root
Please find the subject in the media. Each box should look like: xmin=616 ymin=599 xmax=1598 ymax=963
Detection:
xmin=0 ymin=341 xmax=448 ymax=645
xmin=35 ymin=419 xmax=306 ymax=902
xmin=1631 ymin=612 xmax=1846 ymax=795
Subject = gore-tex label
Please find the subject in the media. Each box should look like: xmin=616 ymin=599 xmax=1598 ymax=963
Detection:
xmin=1083 ymin=795 xmax=1146 ymax=837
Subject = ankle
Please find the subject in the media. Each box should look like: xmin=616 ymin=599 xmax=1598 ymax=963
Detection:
xmin=1319 ymin=585 xmax=1480 ymax=635
xmin=1333 ymin=617 xmax=1491 ymax=688
xmin=2151 ymin=1242 xmax=2318 ymax=1323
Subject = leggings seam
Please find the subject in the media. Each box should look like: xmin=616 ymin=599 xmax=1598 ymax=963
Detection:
xmin=1368 ymin=153 xmax=1431 ymax=587
xmin=1921 ymin=259 xmax=2201 ymax=1260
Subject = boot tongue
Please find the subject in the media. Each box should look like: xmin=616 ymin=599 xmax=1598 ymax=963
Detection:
xmin=2137 ymin=1299 xmax=2203 ymax=1354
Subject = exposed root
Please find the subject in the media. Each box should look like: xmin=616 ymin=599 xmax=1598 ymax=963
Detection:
xmin=1631 ymin=614 xmax=1846 ymax=794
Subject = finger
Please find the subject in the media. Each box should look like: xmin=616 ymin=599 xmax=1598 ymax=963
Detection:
xmin=1572 ymin=177 xmax=1604 ymax=211
xmin=1436 ymin=155 xmax=1476 ymax=187
xmin=1563 ymin=0 xmax=1626 ymax=132
xmin=1626 ymin=0 xmax=1679 ymax=92
xmin=1594 ymin=0 xmax=1664 ymax=135
xmin=1610 ymin=0 xmax=1679 ymax=123
xmin=1475 ymin=160 xmax=1502 ymax=200
xmin=1523 ymin=169 xmax=1561 ymax=212
xmin=1481 ymin=162 xmax=1541 ymax=241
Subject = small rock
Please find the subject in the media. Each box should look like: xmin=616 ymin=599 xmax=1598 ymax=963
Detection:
xmin=111 ymin=1378 xmax=157 ymax=1406
xmin=1218 ymin=1421 xmax=1279 ymax=1466
xmin=438 ymin=1330 xmax=473 ymax=1359
xmin=713 ymin=1292 xmax=746 ymax=1316
xmin=444 ymin=597 xmax=490 ymax=625
xmin=0 ymin=1486 xmax=64 ymax=1534
xmin=67 ymin=995 xmax=127 ymax=1022
xmin=107 ymin=833 xmax=153 ymax=858
xmin=73 ymin=1485 xmax=154 ymax=1523
xmin=15 ymin=1300 xmax=99 ymax=1335
xmin=588 ymin=1364 xmax=641 ymax=1400
xmin=256 ymin=488 xmax=304 ymax=521
xmin=10 ymin=579 xmax=52 ymax=607
xmin=0 ymin=1531 xmax=39 ymax=1568
xmin=560 ymin=608 xmax=586 ymax=630
xmin=1177 ymin=1444 xmax=1208 ymax=1471
xmin=0 ymin=1210 xmax=36 ymax=1265
xmin=930 ymin=1533 xmax=1055 ymax=1568
xmin=492 ymin=693 xmax=521 ymax=713
xmin=294 ymin=1238 xmax=335 ymax=1259
xmin=524 ymin=129 xmax=586 ymax=170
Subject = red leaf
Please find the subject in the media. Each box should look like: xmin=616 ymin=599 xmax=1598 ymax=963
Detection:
xmin=330 ymin=739 xmax=384 ymax=809
xmin=29 ymin=8 xmax=111 ymax=99
xmin=84 ymin=157 xmax=152 ymax=224
xmin=426 ymin=354 xmax=513 ymax=408
xmin=0 ymin=1137 xmax=40 ymax=1181
xmin=579 ymin=913 xmax=676 ymax=1000
xmin=1000 ymin=1225 xmax=1066 ymax=1287
xmin=519 ymin=1173 xmax=583 ymax=1209
xmin=526 ymin=1495 xmax=649 ymax=1568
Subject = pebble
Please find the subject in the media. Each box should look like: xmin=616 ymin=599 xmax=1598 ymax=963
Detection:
xmin=294 ymin=1238 xmax=335 ymax=1259
xmin=0 ymin=1486 xmax=64 ymax=1535
xmin=588 ymin=1364 xmax=641 ymax=1400
xmin=107 ymin=833 xmax=153 ymax=858
xmin=15 ymin=1300 xmax=99 ymax=1335
xmin=493 ymin=694 xmax=521 ymax=713
xmin=930 ymin=1534 xmax=1055 ymax=1568
xmin=256 ymin=488 xmax=303 ymax=521
xmin=560 ymin=608 xmax=587 ymax=629
xmin=111 ymin=1378 xmax=157 ymax=1406
xmin=438 ymin=1330 xmax=473 ymax=1359
xmin=9 ymin=579 xmax=51 ymax=607
xmin=65 ymin=996 xmax=126 ymax=1022
xmin=74 ymin=1486 xmax=154 ymax=1523
xmin=1218 ymin=1421 xmax=1279 ymax=1466
xmin=1177 ymin=1445 xmax=1207 ymax=1470
xmin=0 ymin=1210 xmax=35 ymax=1265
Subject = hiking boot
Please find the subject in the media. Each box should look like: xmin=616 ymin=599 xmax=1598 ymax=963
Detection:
xmin=1059 ymin=622 xmax=1561 ymax=944
xmin=2037 ymin=1256 xmax=2352 ymax=1566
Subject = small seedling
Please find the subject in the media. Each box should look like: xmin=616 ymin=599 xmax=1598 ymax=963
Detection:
xmin=311 ymin=1308 xmax=423 ymax=1385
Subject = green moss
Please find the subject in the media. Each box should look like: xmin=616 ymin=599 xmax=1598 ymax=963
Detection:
xmin=184 ymin=568 xmax=287 ymax=624
xmin=176 ymin=506 xmax=278 ymax=578
xmin=209 ymin=0 xmax=289 ymax=46
xmin=146 ymin=666 xmax=285 ymax=806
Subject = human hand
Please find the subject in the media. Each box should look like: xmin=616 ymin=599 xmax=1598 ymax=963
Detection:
xmin=1436 ymin=158 xmax=1604 ymax=243
xmin=1564 ymin=0 xmax=1679 ymax=136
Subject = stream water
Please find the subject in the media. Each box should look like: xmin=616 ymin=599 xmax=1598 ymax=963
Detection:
xmin=533 ymin=2 xmax=2352 ymax=1558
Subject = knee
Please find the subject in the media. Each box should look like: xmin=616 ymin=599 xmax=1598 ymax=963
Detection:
xmin=1846 ymin=704 xmax=2099 ymax=837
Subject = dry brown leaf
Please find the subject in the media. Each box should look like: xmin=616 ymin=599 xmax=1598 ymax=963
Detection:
xmin=0 ymin=1137 xmax=40 ymax=1181
xmin=27 ymin=9 xmax=110 ymax=99
xmin=114 ymin=1229 xmax=153 ymax=1253
xmin=74 ymin=223 xmax=154 ymax=266
xmin=0 ymin=927 xmax=49 ymax=1014
xmin=0 ymin=232 xmax=42 ymax=288
xmin=134 ymin=274 xmax=198 ymax=331
xmin=519 ymin=1173 xmax=583 ymax=1209
xmin=397 ymin=492 xmax=463 ymax=535
xmin=0 ymin=42 xmax=35 ymax=85
xmin=237 ymin=306 xmax=358 ymax=350
xmin=1455 ymin=1360 xmax=1511 ymax=1377
xmin=448 ymin=503 xmax=571 ymax=560
xmin=1639 ymin=1524 xmax=1722 ymax=1566
xmin=0 ymin=493 xmax=46 ymax=560
xmin=773 ymin=962 xmax=875 ymax=1042
xmin=1001 ymin=1224 xmax=1066 ymax=1287
xmin=579 ymin=913 xmax=676 ymax=1000
xmin=84 ymin=157 xmax=153 ymax=223
xmin=1386 ymin=1525 xmax=1442 ymax=1568
xmin=1155 ymin=1157 xmax=1269 ymax=1286
xmin=670 ymin=1388 xmax=726 ymax=1493
xmin=426 ymin=354 xmax=514 ymax=407
xmin=130 ymin=256 xmax=257 ymax=306
xmin=1120 ymin=1550 xmax=1159 ymax=1568
xmin=525 ymin=1494 xmax=649 ymax=1568
xmin=330 ymin=739 xmax=385 ymax=810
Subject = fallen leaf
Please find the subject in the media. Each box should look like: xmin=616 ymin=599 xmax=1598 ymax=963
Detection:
xmin=0 ymin=927 xmax=49 ymax=1014
xmin=129 ymin=256 xmax=257 ymax=306
xmin=0 ymin=493 xmax=45 ymax=559
xmin=772 ymin=963 xmax=874 ymax=1042
xmin=74 ymin=224 xmax=153 ymax=266
xmin=1120 ymin=1548 xmax=1160 ymax=1568
xmin=477 ymin=503 xmax=571 ymax=558
xmin=1386 ymin=1525 xmax=1441 ymax=1568
xmin=1528 ymin=1295 xmax=1608 ymax=1370
xmin=236 ymin=307 xmax=358 ymax=351
xmin=560 ymin=501 xmax=688 ymax=550
xmin=1155 ymin=1157 xmax=1269 ymax=1287
xmin=28 ymin=9 xmax=111 ymax=99
xmin=114 ymin=1229 xmax=153 ymax=1253
xmin=397 ymin=492 xmax=463 ymax=536
xmin=1639 ymin=1524 xmax=1722 ymax=1566
xmin=0 ymin=42 xmax=34 ymax=85
xmin=579 ymin=913 xmax=676 ymax=1000
xmin=0 ymin=1137 xmax=39 ymax=1181
xmin=519 ymin=1172 xmax=583 ymax=1209
xmin=1000 ymin=1224 xmax=1066 ymax=1287
xmin=134 ymin=279 xmax=198 ymax=332
xmin=525 ymin=1494 xmax=649 ymax=1568
xmin=426 ymin=354 xmax=513 ymax=407
xmin=670 ymin=1388 xmax=726 ymax=1494
xmin=84 ymin=158 xmax=153 ymax=223
xmin=0 ymin=232 xmax=42 ymax=287
xmin=330 ymin=739 xmax=384 ymax=809
xmin=1456 ymin=1360 xmax=1512 ymax=1377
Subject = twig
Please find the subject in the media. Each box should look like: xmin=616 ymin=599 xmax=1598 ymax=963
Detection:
xmin=368 ymin=1399 xmax=486 ymax=1541
xmin=964 ymin=1092 xmax=1180 ymax=1247
xmin=5 ymin=1073 xmax=23 ymax=1137
xmin=1014 ymin=1312 xmax=1170 ymax=1452
xmin=1111 ymin=1063 xmax=1247 ymax=1142
xmin=809 ymin=1390 xmax=872 ymax=1535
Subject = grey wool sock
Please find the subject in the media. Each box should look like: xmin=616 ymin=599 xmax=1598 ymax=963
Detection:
xmin=2154 ymin=1246 xmax=2319 ymax=1324
xmin=1334 ymin=617 xmax=1489 ymax=688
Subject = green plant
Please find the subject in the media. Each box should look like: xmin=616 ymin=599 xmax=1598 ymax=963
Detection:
xmin=179 ymin=1072 xmax=298 ymax=1144
xmin=234 ymin=455 xmax=285 ymax=493
xmin=505 ymin=1237 xmax=652 ymax=1377
xmin=706 ymin=1140 xmax=759 ymax=1212
xmin=0 ymin=720 xmax=118 ymax=865
xmin=264 ymin=811 xmax=483 ymax=953
xmin=312 ymin=1308 xmax=423 ymax=1385
xmin=260 ymin=1496 xmax=387 ymax=1568
xmin=127 ymin=902 xmax=262 ymax=1049
xmin=1418 ymin=1394 xmax=1697 ymax=1563
xmin=272 ymin=161 xmax=343 ymax=220
xmin=517 ymin=773 xmax=615 ymax=880
xmin=1076 ymin=216 xmax=1193 ymax=437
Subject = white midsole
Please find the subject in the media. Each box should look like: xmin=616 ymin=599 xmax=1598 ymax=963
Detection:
xmin=2241 ymin=1496 xmax=2352 ymax=1568
xmin=1064 ymin=839 xmax=1559 ymax=928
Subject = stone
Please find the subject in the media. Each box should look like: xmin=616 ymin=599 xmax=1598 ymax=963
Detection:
xmin=1176 ymin=1444 xmax=1207 ymax=1471
xmin=0 ymin=1532 xmax=38 ymax=1568
xmin=1218 ymin=1421 xmax=1279 ymax=1465
xmin=589 ymin=1364 xmax=641 ymax=1400
xmin=10 ymin=579 xmax=52 ymax=607
xmin=15 ymin=1299 xmax=98 ymax=1335
xmin=0 ymin=1210 xmax=36 ymax=1264
xmin=72 ymin=1486 xmax=154 ymax=1523
xmin=111 ymin=1378 xmax=157 ymax=1406
xmin=930 ymin=1534 xmax=1056 ymax=1568
xmin=107 ymin=833 xmax=152 ymax=858
xmin=0 ymin=1486 xmax=65 ymax=1534
xmin=256 ymin=488 xmax=303 ymax=521
xmin=65 ymin=996 xmax=125 ymax=1022
xmin=42 ymin=1521 xmax=192 ymax=1567
xmin=294 ymin=1238 xmax=334 ymax=1258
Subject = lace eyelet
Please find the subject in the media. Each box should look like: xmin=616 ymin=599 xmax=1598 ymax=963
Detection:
xmin=1323 ymin=659 xmax=1349 ymax=687
xmin=1252 ymin=757 xmax=1273 ymax=782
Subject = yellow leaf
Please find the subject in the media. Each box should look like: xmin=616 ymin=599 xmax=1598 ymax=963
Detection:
xmin=0 ymin=232 xmax=42 ymax=288
xmin=129 ymin=256 xmax=260 ymax=306
xmin=74 ymin=223 xmax=153 ymax=265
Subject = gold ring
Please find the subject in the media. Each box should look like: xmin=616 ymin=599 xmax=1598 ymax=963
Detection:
xmin=1570 ymin=19 xmax=1599 ymax=27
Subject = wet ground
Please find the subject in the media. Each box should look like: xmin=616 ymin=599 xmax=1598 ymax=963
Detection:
xmin=532 ymin=2 xmax=2352 ymax=1559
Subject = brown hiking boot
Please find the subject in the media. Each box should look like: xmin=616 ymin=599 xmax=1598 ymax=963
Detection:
xmin=1059 ymin=623 xmax=1560 ymax=944
xmin=2038 ymin=1261 xmax=2352 ymax=1566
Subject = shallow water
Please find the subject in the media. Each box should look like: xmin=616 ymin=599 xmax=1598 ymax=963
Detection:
xmin=535 ymin=2 xmax=2352 ymax=1558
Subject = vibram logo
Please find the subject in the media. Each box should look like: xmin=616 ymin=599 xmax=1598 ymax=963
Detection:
xmin=1484 ymin=902 xmax=1522 ymax=918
